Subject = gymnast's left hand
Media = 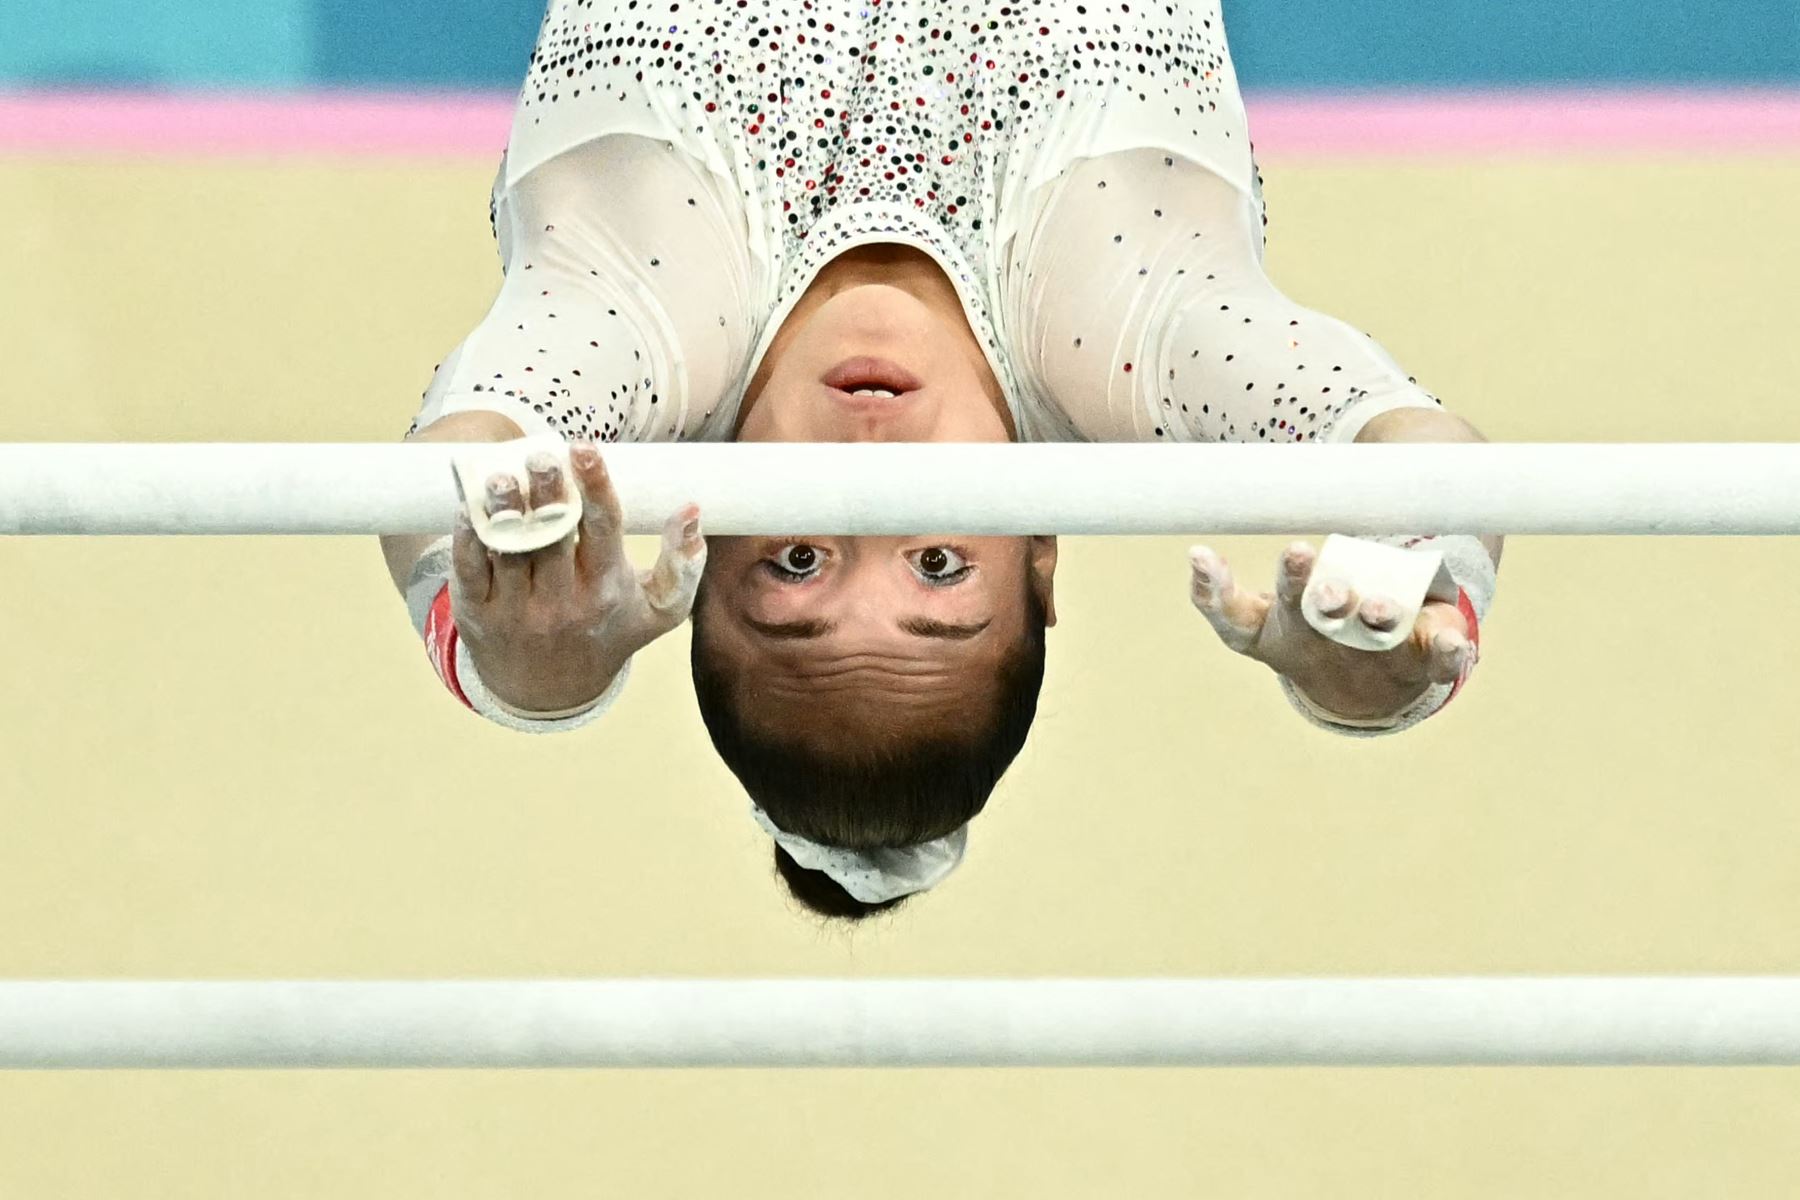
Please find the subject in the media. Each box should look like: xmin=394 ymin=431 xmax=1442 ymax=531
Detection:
xmin=1187 ymin=541 xmax=1475 ymax=722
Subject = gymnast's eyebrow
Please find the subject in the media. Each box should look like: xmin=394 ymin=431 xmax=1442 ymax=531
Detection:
xmin=743 ymin=615 xmax=990 ymax=641
xmin=743 ymin=616 xmax=837 ymax=639
xmin=899 ymin=617 xmax=991 ymax=640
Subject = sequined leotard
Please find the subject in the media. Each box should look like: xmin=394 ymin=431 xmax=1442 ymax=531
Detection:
xmin=410 ymin=0 xmax=1443 ymax=446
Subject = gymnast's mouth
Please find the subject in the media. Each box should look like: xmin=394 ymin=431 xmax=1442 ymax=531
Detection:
xmin=822 ymin=356 xmax=922 ymax=402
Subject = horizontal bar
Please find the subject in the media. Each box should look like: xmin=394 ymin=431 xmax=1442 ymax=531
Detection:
xmin=2 ymin=444 xmax=1799 ymax=536
xmin=2 ymin=979 xmax=1798 ymax=1068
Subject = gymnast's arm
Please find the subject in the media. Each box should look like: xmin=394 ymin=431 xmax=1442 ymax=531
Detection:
xmin=375 ymin=155 xmax=708 ymax=727
xmin=1017 ymin=149 xmax=1503 ymax=733
xmin=1153 ymin=195 xmax=1504 ymax=734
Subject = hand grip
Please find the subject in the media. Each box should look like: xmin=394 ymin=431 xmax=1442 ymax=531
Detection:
xmin=449 ymin=435 xmax=583 ymax=554
xmin=1301 ymin=534 xmax=1459 ymax=652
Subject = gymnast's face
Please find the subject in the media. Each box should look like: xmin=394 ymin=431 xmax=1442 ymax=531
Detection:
xmin=733 ymin=244 xmax=1013 ymax=443
xmin=710 ymin=246 xmax=1042 ymax=738
xmin=695 ymin=536 xmax=1056 ymax=743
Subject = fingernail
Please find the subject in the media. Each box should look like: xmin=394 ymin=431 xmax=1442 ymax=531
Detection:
xmin=682 ymin=517 xmax=701 ymax=541
xmin=571 ymin=445 xmax=597 ymax=467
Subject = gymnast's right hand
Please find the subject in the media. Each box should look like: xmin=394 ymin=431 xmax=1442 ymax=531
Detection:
xmin=450 ymin=442 xmax=705 ymax=713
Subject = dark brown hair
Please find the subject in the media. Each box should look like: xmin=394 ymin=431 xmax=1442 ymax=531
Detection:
xmin=690 ymin=585 xmax=1047 ymax=920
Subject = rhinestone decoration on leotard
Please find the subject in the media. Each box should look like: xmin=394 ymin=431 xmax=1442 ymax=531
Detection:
xmin=417 ymin=0 xmax=1443 ymax=448
xmin=500 ymin=0 xmax=1254 ymax=435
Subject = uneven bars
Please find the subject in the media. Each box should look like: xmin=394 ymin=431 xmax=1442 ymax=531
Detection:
xmin=2 ymin=979 xmax=1798 ymax=1068
xmin=2 ymin=443 xmax=1799 ymax=536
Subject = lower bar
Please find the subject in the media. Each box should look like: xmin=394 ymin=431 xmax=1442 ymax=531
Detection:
xmin=3 ymin=443 xmax=1800 ymax=536
xmin=2 ymin=979 xmax=1797 ymax=1069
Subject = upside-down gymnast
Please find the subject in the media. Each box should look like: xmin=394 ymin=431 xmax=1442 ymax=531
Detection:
xmin=379 ymin=0 xmax=1504 ymax=919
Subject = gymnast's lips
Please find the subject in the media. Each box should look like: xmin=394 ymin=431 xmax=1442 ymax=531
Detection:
xmin=822 ymin=356 xmax=923 ymax=404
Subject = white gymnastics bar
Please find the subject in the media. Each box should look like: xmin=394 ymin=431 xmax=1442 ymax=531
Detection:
xmin=2 ymin=979 xmax=1799 ymax=1069
xmin=2 ymin=443 xmax=1799 ymax=536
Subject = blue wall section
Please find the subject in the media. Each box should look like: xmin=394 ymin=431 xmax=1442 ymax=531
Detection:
xmin=311 ymin=0 xmax=544 ymax=88
xmin=0 ymin=0 xmax=314 ymax=88
xmin=1227 ymin=0 xmax=1800 ymax=89
xmin=4 ymin=0 xmax=1797 ymax=90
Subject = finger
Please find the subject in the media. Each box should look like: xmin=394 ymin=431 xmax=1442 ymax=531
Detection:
xmin=1189 ymin=545 xmax=1272 ymax=654
xmin=529 ymin=526 xmax=578 ymax=595
xmin=1357 ymin=594 xmax=1403 ymax=634
xmin=525 ymin=451 xmax=570 ymax=511
xmin=450 ymin=509 xmax=492 ymax=604
xmin=570 ymin=443 xmax=627 ymax=580
xmin=1311 ymin=578 xmax=1359 ymax=621
xmin=1412 ymin=602 xmax=1474 ymax=685
xmin=641 ymin=505 xmax=707 ymax=625
xmin=488 ymin=542 xmax=532 ymax=604
xmin=484 ymin=471 xmax=526 ymax=522
xmin=1275 ymin=541 xmax=1316 ymax=607
xmin=523 ymin=450 xmax=578 ymax=594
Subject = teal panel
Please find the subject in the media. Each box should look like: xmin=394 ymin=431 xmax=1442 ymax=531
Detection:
xmin=1 ymin=0 xmax=1796 ymax=89
xmin=0 ymin=0 xmax=313 ymax=88
xmin=1227 ymin=0 xmax=1800 ymax=88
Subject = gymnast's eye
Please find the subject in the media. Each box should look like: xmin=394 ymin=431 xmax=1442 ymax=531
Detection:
xmin=763 ymin=544 xmax=825 ymax=582
xmin=908 ymin=546 xmax=973 ymax=586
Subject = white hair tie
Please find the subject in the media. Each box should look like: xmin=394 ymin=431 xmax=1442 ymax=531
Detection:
xmin=750 ymin=805 xmax=968 ymax=904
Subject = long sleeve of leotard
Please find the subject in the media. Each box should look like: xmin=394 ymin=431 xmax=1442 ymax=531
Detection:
xmin=403 ymin=136 xmax=755 ymax=733
xmin=407 ymin=136 xmax=757 ymax=444
xmin=1008 ymin=146 xmax=1490 ymax=739
xmin=1009 ymin=148 xmax=1444 ymax=445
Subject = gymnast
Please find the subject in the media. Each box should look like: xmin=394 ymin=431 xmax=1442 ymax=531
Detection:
xmin=380 ymin=0 xmax=1504 ymax=918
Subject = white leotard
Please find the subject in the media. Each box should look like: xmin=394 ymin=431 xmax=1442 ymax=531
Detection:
xmin=410 ymin=0 xmax=1443 ymax=447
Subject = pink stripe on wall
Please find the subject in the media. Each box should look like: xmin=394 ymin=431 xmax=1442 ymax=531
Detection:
xmin=3 ymin=87 xmax=1800 ymax=159
xmin=0 ymin=91 xmax=514 ymax=158
xmin=1247 ymin=88 xmax=1800 ymax=158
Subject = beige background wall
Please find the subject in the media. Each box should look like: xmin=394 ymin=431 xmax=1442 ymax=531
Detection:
xmin=1 ymin=153 xmax=1798 ymax=1196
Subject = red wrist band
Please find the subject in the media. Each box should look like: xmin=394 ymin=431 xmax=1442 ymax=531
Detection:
xmin=1444 ymin=586 xmax=1482 ymax=707
xmin=422 ymin=583 xmax=474 ymax=711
